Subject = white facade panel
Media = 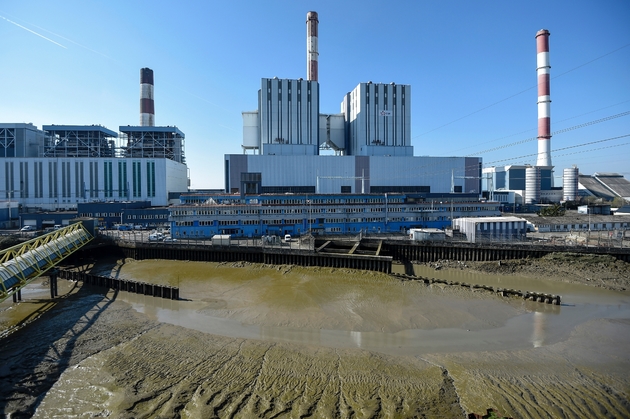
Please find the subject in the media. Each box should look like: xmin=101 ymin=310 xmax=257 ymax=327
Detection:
xmin=343 ymin=82 xmax=411 ymax=156
xmin=259 ymin=78 xmax=319 ymax=154
xmin=0 ymin=157 xmax=186 ymax=210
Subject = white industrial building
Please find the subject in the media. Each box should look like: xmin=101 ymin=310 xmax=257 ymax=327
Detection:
xmin=341 ymin=82 xmax=412 ymax=157
xmin=452 ymin=216 xmax=528 ymax=243
xmin=228 ymin=78 xmax=482 ymax=195
xmin=0 ymin=123 xmax=188 ymax=211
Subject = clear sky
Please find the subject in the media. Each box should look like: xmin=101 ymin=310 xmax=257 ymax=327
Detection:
xmin=1 ymin=0 xmax=628 ymax=189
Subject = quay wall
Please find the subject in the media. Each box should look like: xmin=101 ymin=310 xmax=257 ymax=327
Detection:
xmin=118 ymin=244 xmax=393 ymax=274
xmin=75 ymin=239 xmax=630 ymax=278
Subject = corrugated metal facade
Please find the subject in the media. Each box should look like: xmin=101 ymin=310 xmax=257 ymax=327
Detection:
xmin=342 ymin=82 xmax=412 ymax=156
xmin=225 ymin=154 xmax=481 ymax=195
xmin=259 ymin=78 xmax=319 ymax=153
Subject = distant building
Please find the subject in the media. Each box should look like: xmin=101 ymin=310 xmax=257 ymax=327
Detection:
xmin=452 ymin=216 xmax=527 ymax=243
xmin=577 ymin=204 xmax=611 ymax=215
xmin=578 ymin=173 xmax=630 ymax=201
xmin=0 ymin=124 xmax=188 ymax=211
xmin=519 ymin=212 xmax=630 ymax=233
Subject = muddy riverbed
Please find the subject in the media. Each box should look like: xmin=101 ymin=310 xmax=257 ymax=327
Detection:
xmin=1 ymin=257 xmax=629 ymax=418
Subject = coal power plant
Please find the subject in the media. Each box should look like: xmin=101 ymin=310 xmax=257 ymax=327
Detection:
xmin=0 ymin=11 xmax=628 ymax=230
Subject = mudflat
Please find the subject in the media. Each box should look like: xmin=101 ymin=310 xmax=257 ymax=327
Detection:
xmin=1 ymin=258 xmax=629 ymax=418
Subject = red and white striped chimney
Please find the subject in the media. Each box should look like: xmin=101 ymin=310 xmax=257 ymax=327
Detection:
xmin=306 ymin=11 xmax=319 ymax=81
xmin=140 ymin=67 xmax=155 ymax=126
xmin=536 ymin=29 xmax=551 ymax=167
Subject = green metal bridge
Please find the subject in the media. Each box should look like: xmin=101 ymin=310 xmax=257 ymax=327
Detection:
xmin=0 ymin=223 xmax=93 ymax=303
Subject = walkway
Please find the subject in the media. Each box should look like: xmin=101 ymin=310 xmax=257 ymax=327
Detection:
xmin=0 ymin=223 xmax=93 ymax=302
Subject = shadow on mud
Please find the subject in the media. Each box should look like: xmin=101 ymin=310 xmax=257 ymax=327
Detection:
xmin=0 ymin=267 xmax=118 ymax=418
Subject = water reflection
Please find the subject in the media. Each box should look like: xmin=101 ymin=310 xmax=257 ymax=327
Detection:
xmin=532 ymin=311 xmax=546 ymax=347
xmin=351 ymin=330 xmax=362 ymax=348
xmin=108 ymin=262 xmax=630 ymax=356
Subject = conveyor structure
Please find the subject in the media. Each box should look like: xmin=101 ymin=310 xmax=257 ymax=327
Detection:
xmin=0 ymin=223 xmax=93 ymax=303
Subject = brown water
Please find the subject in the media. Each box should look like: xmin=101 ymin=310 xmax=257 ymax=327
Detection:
xmin=1 ymin=259 xmax=629 ymax=418
xmin=109 ymin=260 xmax=630 ymax=355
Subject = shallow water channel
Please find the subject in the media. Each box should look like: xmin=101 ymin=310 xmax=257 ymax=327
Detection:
xmin=106 ymin=260 xmax=630 ymax=356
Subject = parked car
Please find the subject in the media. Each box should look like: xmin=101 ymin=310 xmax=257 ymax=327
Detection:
xmin=149 ymin=233 xmax=164 ymax=242
xmin=163 ymin=236 xmax=178 ymax=243
xmin=20 ymin=225 xmax=35 ymax=231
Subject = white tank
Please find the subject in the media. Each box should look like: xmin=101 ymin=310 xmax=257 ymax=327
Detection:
xmin=562 ymin=166 xmax=579 ymax=201
xmin=242 ymin=111 xmax=260 ymax=149
xmin=525 ymin=167 xmax=541 ymax=204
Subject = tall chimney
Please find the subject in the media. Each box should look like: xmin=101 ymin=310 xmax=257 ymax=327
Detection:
xmin=140 ymin=67 xmax=155 ymax=126
xmin=306 ymin=11 xmax=319 ymax=81
xmin=536 ymin=29 xmax=551 ymax=167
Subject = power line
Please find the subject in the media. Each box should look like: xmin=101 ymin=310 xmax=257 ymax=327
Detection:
xmin=414 ymin=43 xmax=630 ymax=139
xmin=464 ymin=111 xmax=630 ymax=157
xmin=483 ymin=135 xmax=630 ymax=166
xmin=448 ymin=100 xmax=630 ymax=154
xmin=346 ymin=132 xmax=629 ymax=184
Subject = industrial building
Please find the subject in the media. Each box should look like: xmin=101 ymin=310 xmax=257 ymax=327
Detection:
xmin=577 ymin=173 xmax=630 ymax=201
xmin=452 ymin=216 xmax=528 ymax=243
xmin=224 ymin=11 xmax=481 ymax=196
xmin=518 ymin=212 xmax=630 ymax=234
xmin=170 ymin=191 xmax=501 ymax=239
xmin=0 ymin=69 xmax=188 ymax=223
xmin=2 ymin=11 xmax=625 ymax=240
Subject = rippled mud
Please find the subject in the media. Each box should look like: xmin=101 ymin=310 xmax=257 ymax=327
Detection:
xmin=35 ymin=325 xmax=463 ymax=418
xmin=1 ymin=258 xmax=629 ymax=418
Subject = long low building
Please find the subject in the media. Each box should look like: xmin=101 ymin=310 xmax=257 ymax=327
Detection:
xmin=518 ymin=212 xmax=630 ymax=233
xmin=170 ymin=192 xmax=501 ymax=239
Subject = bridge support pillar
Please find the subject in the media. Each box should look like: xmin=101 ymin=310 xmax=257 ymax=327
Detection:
xmin=49 ymin=269 xmax=58 ymax=298
xmin=13 ymin=290 xmax=22 ymax=302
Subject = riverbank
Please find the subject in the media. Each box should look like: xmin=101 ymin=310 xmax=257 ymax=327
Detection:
xmin=1 ymin=258 xmax=629 ymax=418
xmin=424 ymin=252 xmax=630 ymax=291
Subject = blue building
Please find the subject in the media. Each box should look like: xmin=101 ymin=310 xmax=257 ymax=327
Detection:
xmin=170 ymin=192 xmax=501 ymax=239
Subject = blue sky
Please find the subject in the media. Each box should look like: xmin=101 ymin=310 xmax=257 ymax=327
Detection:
xmin=1 ymin=0 xmax=628 ymax=189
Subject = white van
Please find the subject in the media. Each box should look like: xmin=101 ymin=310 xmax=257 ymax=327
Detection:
xmin=284 ymin=234 xmax=292 ymax=242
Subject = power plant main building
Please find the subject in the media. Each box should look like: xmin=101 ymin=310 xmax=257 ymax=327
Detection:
xmin=226 ymin=11 xmax=481 ymax=197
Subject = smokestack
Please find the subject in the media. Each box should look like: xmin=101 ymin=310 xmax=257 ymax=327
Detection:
xmin=140 ymin=67 xmax=155 ymax=126
xmin=306 ymin=11 xmax=319 ymax=81
xmin=536 ymin=29 xmax=551 ymax=167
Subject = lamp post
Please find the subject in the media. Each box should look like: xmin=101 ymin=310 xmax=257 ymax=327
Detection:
xmin=307 ymin=198 xmax=312 ymax=235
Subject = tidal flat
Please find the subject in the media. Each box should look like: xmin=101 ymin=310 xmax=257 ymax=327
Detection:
xmin=1 ymin=258 xmax=629 ymax=418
